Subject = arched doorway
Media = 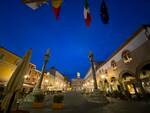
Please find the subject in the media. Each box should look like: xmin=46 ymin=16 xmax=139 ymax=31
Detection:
xmin=98 ymin=79 xmax=109 ymax=92
xmin=138 ymin=63 xmax=150 ymax=93
xmin=120 ymin=72 xmax=140 ymax=98
xmin=110 ymin=77 xmax=118 ymax=92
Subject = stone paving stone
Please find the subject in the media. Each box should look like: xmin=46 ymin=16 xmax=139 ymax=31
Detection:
xmin=20 ymin=92 xmax=150 ymax=113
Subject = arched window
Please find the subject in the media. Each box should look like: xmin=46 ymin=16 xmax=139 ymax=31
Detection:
xmin=105 ymin=69 xmax=108 ymax=74
xmin=110 ymin=77 xmax=116 ymax=83
xmin=0 ymin=53 xmax=4 ymax=60
xmin=122 ymin=50 xmax=132 ymax=63
xmin=99 ymin=69 xmax=103 ymax=75
xmin=111 ymin=60 xmax=117 ymax=70
xmin=15 ymin=59 xmax=21 ymax=65
xmin=144 ymin=26 xmax=150 ymax=40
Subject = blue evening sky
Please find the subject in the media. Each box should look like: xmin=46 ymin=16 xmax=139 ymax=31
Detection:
xmin=0 ymin=0 xmax=150 ymax=79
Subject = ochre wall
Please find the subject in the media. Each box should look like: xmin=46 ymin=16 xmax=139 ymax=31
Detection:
xmin=0 ymin=48 xmax=21 ymax=82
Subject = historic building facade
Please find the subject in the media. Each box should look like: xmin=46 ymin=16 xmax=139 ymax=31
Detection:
xmin=0 ymin=47 xmax=41 ymax=93
xmin=0 ymin=47 xmax=68 ymax=93
xmin=83 ymin=25 xmax=150 ymax=97
xmin=0 ymin=47 xmax=68 ymax=94
xmin=82 ymin=62 xmax=104 ymax=92
xmin=48 ymin=67 xmax=67 ymax=91
xmin=71 ymin=72 xmax=83 ymax=91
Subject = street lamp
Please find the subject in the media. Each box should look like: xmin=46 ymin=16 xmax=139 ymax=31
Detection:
xmin=88 ymin=51 xmax=98 ymax=90
xmin=101 ymin=74 xmax=106 ymax=79
xmin=45 ymin=79 xmax=49 ymax=83
xmin=24 ymin=75 xmax=28 ymax=79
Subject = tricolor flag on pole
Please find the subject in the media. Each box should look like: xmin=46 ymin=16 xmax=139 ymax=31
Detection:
xmin=51 ymin=0 xmax=63 ymax=20
xmin=100 ymin=0 xmax=109 ymax=24
xmin=84 ymin=0 xmax=91 ymax=27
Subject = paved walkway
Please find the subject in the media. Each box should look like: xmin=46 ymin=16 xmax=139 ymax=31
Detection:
xmin=20 ymin=91 xmax=150 ymax=113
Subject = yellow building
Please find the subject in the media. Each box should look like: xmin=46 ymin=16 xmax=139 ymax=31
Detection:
xmin=0 ymin=47 xmax=40 ymax=93
xmin=0 ymin=47 xmax=21 ymax=85
xmin=0 ymin=47 xmax=68 ymax=93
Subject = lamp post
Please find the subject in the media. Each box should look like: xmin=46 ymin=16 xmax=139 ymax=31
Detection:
xmin=33 ymin=48 xmax=50 ymax=94
xmin=88 ymin=51 xmax=98 ymax=90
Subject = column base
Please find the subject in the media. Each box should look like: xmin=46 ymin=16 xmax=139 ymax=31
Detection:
xmin=23 ymin=88 xmax=43 ymax=102
xmin=87 ymin=89 xmax=109 ymax=104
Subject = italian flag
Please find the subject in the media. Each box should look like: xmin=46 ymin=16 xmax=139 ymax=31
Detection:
xmin=84 ymin=0 xmax=91 ymax=27
xmin=51 ymin=0 xmax=63 ymax=20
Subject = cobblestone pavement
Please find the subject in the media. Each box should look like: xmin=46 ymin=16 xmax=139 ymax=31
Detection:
xmin=20 ymin=91 xmax=150 ymax=113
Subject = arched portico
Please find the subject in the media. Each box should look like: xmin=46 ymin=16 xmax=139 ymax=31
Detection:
xmin=98 ymin=79 xmax=109 ymax=92
xmin=109 ymin=77 xmax=119 ymax=92
xmin=118 ymin=71 xmax=142 ymax=98
xmin=136 ymin=60 xmax=150 ymax=93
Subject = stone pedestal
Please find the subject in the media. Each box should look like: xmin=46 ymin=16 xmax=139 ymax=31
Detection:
xmin=23 ymin=93 xmax=34 ymax=102
xmin=87 ymin=89 xmax=109 ymax=104
xmin=23 ymin=88 xmax=43 ymax=103
xmin=32 ymin=87 xmax=41 ymax=95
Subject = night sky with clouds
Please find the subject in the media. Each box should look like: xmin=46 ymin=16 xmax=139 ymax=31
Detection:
xmin=0 ymin=0 xmax=150 ymax=79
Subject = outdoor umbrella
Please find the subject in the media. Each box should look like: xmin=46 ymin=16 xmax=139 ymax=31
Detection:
xmin=1 ymin=49 xmax=32 ymax=113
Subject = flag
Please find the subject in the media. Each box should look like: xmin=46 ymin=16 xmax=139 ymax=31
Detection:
xmin=84 ymin=0 xmax=91 ymax=27
xmin=100 ymin=0 xmax=109 ymax=24
xmin=22 ymin=0 xmax=48 ymax=10
xmin=51 ymin=0 xmax=63 ymax=20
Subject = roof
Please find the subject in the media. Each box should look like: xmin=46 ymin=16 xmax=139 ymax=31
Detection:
xmin=0 ymin=46 xmax=22 ymax=58
xmin=99 ymin=25 xmax=150 ymax=68
xmin=48 ymin=66 xmax=66 ymax=78
xmin=0 ymin=47 xmax=36 ymax=67
xmin=84 ymin=61 xmax=105 ymax=79
xmin=48 ymin=67 xmax=56 ymax=76
xmin=83 ymin=25 xmax=150 ymax=80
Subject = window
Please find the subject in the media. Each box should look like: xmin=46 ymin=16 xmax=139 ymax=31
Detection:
xmin=15 ymin=59 xmax=20 ymax=65
xmin=32 ymin=78 xmax=36 ymax=82
xmin=111 ymin=60 xmax=117 ymax=70
xmin=99 ymin=70 xmax=102 ymax=74
xmin=105 ymin=69 xmax=107 ymax=74
xmin=110 ymin=77 xmax=116 ymax=83
xmin=122 ymin=50 xmax=132 ymax=63
xmin=100 ymin=69 xmax=107 ymax=74
xmin=145 ymin=26 xmax=150 ymax=40
xmin=0 ymin=53 xmax=4 ymax=60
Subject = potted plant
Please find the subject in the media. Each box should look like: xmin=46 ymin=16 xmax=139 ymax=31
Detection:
xmin=51 ymin=94 xmax=64 ymax=110
xmin=32 ymin=93 xmax=44 ymax=108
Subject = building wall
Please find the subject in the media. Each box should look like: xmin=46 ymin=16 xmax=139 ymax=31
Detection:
xmin=0 ymin=47 xmax=41 ymax=92
xmin=72 ymin=78 xmax=83 ymax=91
xmin=41 ymin=72 xmax=55 ymax=91
xmin=47 ymin=68 xmax=67 ymax=91
xmin=83 ymin=25 xmax=150 ymax=94
xmin=0 ymin=48 xmax=68 ymax=93
xmin=54 ymin=71 xmax=66 ymax=91
xmin=0 ymin=48 xmax=21 ymax=83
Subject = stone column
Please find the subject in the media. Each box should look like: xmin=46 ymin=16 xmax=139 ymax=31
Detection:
xmin=33 ymin=49 xmax=50 ymax=94
xmin=88 ymin=51 xmax=98 ymax=90
xmin=87 ymin=51 xmax=108 ymax=104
